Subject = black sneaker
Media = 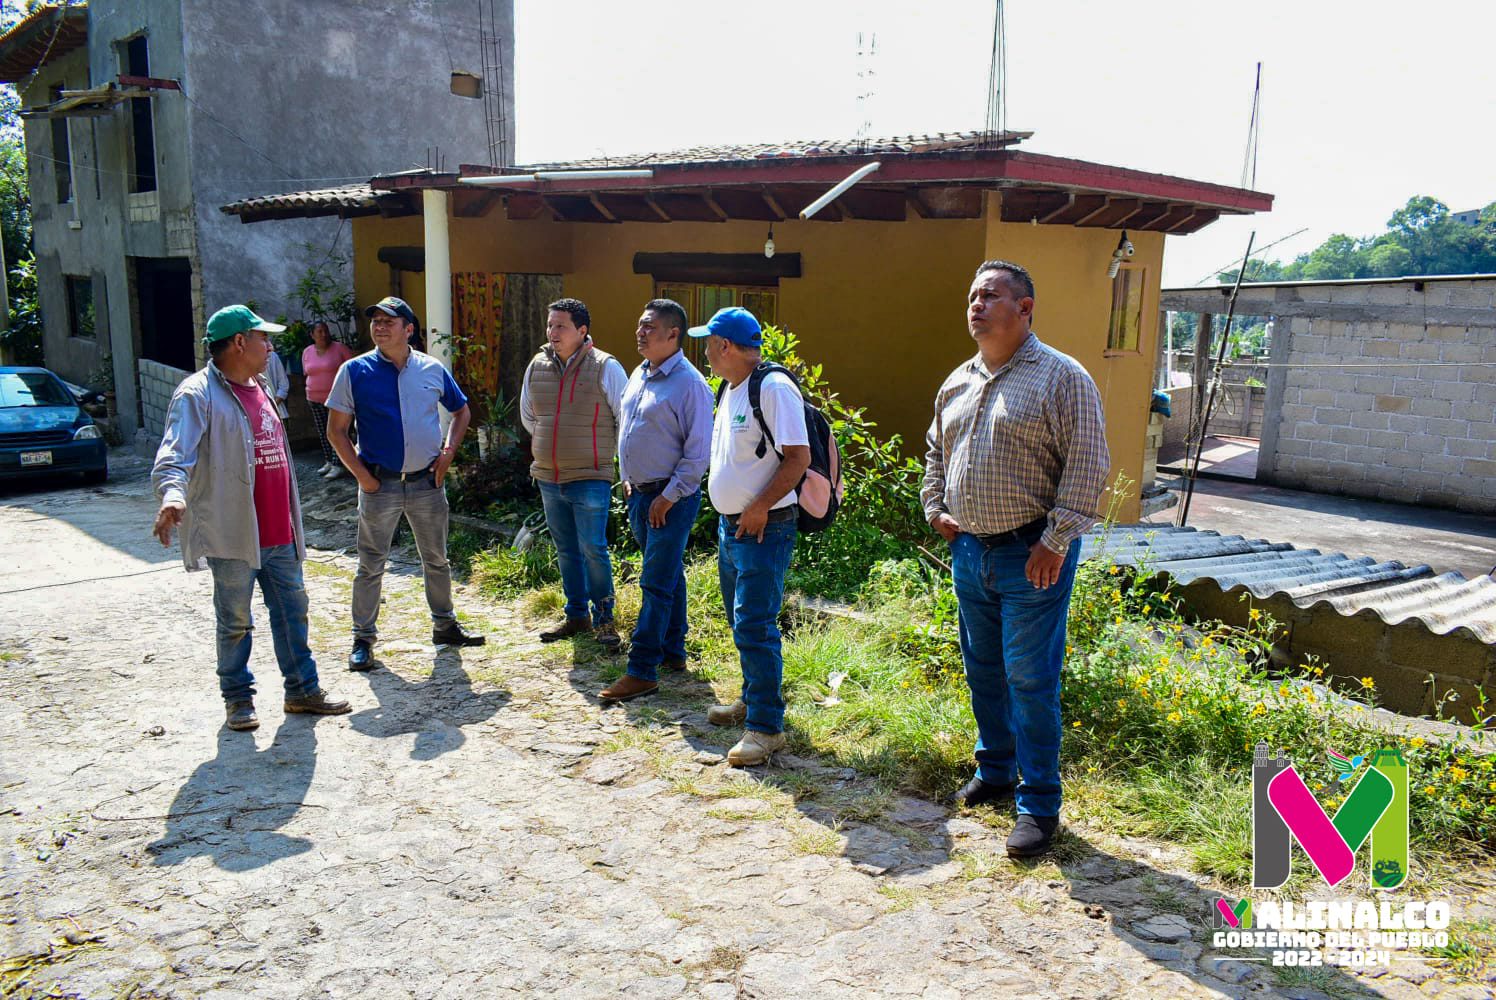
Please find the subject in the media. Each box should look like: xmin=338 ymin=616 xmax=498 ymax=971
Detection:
xmin=348 ymin=638 xmax=375 ymax=671
xmin=225 ymin=701 xmax=259 ymax=731
xmin=433 ymin=621 xmax=485 ymax=647
xmin=1006 ymin=814 xmax=1060 ymax=857
xmin=948 ymin=776 xmax=1017 ymax=809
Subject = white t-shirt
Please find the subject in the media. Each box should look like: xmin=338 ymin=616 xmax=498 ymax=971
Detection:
xmin=708 ymin=371 xmax=810 ymax=515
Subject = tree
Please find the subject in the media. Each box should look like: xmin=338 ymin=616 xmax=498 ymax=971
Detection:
xmin=1229 ymin=195 xmax=1496 ymax=283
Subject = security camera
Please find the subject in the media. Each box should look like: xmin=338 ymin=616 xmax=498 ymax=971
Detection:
xmin=1121 ymin=238 xmax=1136 ymax=257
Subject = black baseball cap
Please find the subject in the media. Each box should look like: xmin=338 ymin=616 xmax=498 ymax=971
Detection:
xmin=364 ymin=296 xmax=418 ymax=326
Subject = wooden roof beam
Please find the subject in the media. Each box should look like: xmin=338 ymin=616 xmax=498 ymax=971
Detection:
xmin=453 ymin=189 xmax=501 ymax=218
xmin=837 ymin=187 xmax=908 ymax=222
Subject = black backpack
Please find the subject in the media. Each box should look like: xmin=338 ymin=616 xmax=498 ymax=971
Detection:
xmin=716 ymin=362 xmax=844 ymax=533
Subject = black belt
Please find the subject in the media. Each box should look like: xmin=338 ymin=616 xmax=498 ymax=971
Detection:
xmin=628 ymin=479 xmax=670 ymax=494
xmin=370 ymin=463 xmax=433 ymax=482
xmin=724 ymin=505 xmax=798 ymax=527
xmin=973 ymin=516 xmax=1049 ymax=548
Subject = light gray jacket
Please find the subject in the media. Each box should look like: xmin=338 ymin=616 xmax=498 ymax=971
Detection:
xmin=152 ymin=361 xmax=305 ymax=571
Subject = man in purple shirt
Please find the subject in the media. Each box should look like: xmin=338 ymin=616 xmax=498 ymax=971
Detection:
xmin=599 ymin=299 xmax=714 ymax=703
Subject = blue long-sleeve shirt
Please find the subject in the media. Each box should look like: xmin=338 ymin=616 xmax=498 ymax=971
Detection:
xmin=617 ymin=351 xmax=714 ymax=502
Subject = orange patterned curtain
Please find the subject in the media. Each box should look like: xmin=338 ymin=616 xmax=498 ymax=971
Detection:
xmin=451 ymin=272 xmax=507 ymax=422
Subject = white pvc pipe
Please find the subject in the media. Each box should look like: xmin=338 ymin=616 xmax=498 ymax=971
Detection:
xmin=423 ymin=188 xmax=453 ymax=374
xmin=798 ymin=161 xmax=881 ymax=220
xmin=460 ymin=168 xmax=655 ymax=186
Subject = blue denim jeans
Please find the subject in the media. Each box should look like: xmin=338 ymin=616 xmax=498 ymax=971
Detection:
xmin=626 ymin=486 xmax=702 ymax=682
xmin=207 ymin=543 xmax=321 ymax=705
xmin=718 ymin=515 xmax=796 ymax=735
xmin=950 ymin=531 xmax=1081 ymax=818
xmin=537 ymin=479 xmax=615 ymax=624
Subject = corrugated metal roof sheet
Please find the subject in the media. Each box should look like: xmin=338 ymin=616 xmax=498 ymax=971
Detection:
xmin=1082 ymin=525 xmax=1496 ymax=645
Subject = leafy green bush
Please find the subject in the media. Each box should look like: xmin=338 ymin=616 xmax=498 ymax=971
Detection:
xmin=1 ymin=255 xmax=43 ymax=366
xmin=753 ymin=325 xmax=932 ymax=599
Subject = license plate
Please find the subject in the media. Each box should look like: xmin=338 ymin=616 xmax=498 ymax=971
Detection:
xmin=20 ymin=451 xmax=53 ymax=467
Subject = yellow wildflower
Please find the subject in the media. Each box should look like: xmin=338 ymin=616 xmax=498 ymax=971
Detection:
xmin=1359 ymin=676 xmax=1375 ymax=690
xmin=1248 ymin=608 xmax=1261 ymax=621
xmin=1410 ymin=737 xmax=1426 ymax=748
xmin=1072 ymin=720 xmax=1082 ymax=728
xmin=1424 ymin=785 xmax=1436 ymax=796
xmin=1167 ymin=711 xmax=1182 ymax=723
xmin=1117 ymin=699 xmax=1127 ymax=709
xmin=1451 ymin=767 xmax=1468 ymax=781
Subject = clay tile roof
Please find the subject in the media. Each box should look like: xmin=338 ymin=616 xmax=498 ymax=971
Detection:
xmin=0 ymin=4 xmax=88 ymax=86
xmin=512 ymin=130 xmax=1031 ymax=171
xmin=220 ymin=183 xmax=379 ymax=220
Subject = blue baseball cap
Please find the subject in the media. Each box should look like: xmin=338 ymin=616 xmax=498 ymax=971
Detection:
xmin=687 ymin=306 xmax=761 ymax=348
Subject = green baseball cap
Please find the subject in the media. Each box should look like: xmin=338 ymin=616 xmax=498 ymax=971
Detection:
xmin=204 ymin=305 xmax=285 ymax=345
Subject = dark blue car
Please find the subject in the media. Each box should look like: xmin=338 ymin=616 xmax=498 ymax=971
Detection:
xmin=0 ymin=366 xmax=108 ymax=484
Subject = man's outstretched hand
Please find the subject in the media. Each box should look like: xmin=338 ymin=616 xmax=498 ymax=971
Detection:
xmin=153 ymin=502 xmax=185 ymax=547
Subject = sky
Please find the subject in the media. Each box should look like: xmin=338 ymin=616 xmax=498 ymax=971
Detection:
xmin=509 ymin=0 xmax=1496 ymax=287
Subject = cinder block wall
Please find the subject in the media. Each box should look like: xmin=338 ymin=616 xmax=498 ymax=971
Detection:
xmin=1269 ymin=280 xmax=1496 ymax=512
xmin=138 ymin=360 xmax=193 ymax=440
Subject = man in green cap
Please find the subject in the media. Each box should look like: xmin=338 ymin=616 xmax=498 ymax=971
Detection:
xmin=152 ymin=304 xmax=351 ymax=731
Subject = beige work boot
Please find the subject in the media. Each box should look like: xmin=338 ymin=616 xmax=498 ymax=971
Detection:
xmin=727 ymin=730 xmax=786 ymax=767
xmin=706 ymin=698 xmax=746 ymax=726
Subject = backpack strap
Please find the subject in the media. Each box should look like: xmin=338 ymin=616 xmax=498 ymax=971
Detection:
xmin=746 ymin=362 xmax=798 ymax=460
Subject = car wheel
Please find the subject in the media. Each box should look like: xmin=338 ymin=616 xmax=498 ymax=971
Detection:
xmin=83 ymin=465 xmax=108 ymax=485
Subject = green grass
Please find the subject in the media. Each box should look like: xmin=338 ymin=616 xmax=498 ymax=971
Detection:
xmin=473 ymin=536 xmax=1495 ymax=903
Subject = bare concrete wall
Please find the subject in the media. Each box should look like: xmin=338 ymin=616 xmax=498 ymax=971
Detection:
xmin=1162 ymin=277 xmax=1496 ymax=513
xmin=181 ymin=0 xmax=506 ymax=327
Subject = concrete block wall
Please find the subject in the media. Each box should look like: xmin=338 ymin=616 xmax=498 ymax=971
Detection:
xmin=1265 ymin=279 xmax=1496 ymax=513
xmin=1161 ymin=384 xmax=1266 ymax=445
xmin=138 ymin=359 xmax=193 ymax=440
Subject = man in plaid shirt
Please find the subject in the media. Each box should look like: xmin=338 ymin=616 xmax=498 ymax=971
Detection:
xmin=921 ymin=259 xmax=1109 ymax=858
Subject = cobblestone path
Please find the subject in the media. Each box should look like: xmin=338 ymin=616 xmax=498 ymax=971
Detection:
xmin=0 ymin=457 xmax=1485 ymax=999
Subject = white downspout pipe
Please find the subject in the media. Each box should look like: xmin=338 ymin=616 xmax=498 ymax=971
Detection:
xmin=798 ymin=162 xmax=881 ymax=220
xmin=422 ymin=188 xmax=454 ymax=428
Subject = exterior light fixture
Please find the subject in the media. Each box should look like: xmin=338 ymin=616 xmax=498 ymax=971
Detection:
xmin=764 ymin=225 xmax=775 ymax=259
xmin=1108 ymin=229 xmax=1136 ymax=278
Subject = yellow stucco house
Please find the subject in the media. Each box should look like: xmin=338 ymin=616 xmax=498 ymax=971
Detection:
xmin=225 ymin=132 xmax=1271 ymax=520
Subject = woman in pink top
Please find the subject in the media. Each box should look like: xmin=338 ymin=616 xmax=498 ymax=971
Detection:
xmin=301 ymin=321 xmax=353 ymax=478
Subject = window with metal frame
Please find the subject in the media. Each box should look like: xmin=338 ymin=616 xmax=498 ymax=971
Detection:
xmin=1107 ymin=264 xmax=1144 ymax=354
xmin=65 ymin=276 xmax=95 ymax=339
xmin=655 ymin=282 xmax=778 ymax=369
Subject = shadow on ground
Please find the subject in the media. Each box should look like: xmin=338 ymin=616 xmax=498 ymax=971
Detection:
xmin=347 ymin=645 xmax=510 ymax=759
xmin=145 ymin=717 xmax=321 ymax=872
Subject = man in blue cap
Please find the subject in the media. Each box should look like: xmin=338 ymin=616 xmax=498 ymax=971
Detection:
xmin=152 ymin=305 xmax=352 ymax=731
xmin=325 ymin=296 xmax=485 ymax=671
xmin=690 ymin=307 xmax=809 ymax=767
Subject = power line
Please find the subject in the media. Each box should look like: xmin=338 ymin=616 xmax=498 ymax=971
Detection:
xmin=1190 ymin=228 xmax=1308 ymax=286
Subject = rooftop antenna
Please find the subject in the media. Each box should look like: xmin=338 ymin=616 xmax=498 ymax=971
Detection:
xmin=1241 ymin=61 xmax=1262 ymax=189
xmin=855 ymin=30 xmax=877 ymax=149
xmin=477 ymin=0 xmax=510 ymax=167
xmin=982 ymin=0 xmax=1007 ymax=145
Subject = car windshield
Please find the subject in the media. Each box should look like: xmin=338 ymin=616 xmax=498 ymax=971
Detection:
xmin=0 ymin=372 xmax=75 ymax=408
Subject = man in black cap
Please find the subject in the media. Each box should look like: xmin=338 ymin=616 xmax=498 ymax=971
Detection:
xmin=325 ymin=297 xmax=485 ymax=670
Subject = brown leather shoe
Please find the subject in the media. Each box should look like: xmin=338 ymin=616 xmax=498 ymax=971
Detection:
xmin=661 ymin=655 xmax=688 ymax=672
xmin=539 ymin=616 xmax=591 ymax=642
xmin=284 ymin=689 xmax=352 ymax=716
xmin=599 ymin=674 xmax=658 ymax=703
xmin=594 ymin=621 xmax=622 ymax=650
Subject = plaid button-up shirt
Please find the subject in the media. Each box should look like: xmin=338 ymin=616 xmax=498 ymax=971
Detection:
xmin=921 ymin=333 xmax=1110 ymax=553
